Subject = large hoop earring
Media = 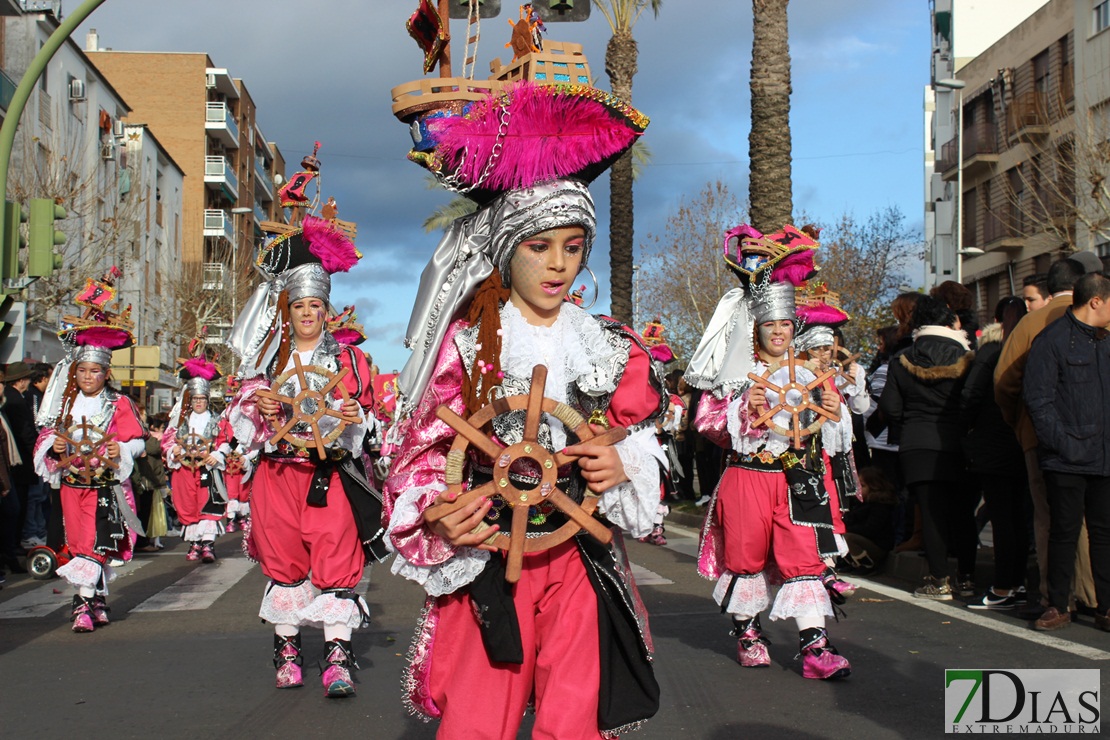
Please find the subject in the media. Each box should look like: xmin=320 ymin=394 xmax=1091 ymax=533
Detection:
xmin=578 ymin=267 xmax=599 ymax=311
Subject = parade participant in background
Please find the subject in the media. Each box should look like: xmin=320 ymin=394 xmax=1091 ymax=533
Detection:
xmin=218 ymin=376 xmax=252 ymax=534
xmin=685 ymin=224 xmax=851 ymax=680
xmin=162 ymin=334 xmax=223 ymax=564
xmin=642 ymin=319 xmax=680 ymax=545
xmin=225 ymin=186 xmax=387 ymax=698
xmin=794 ymin=282 xmax=865 ymax=600
xmin=33 ymin=268 xmax=147 ymax=632
xmin=384 ymin=68 xmax=662 ymax=736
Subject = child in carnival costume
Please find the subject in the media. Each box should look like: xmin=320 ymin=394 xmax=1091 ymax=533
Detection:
xmin=224 ymin=173 xmax=388 ymax=698
xmin=162 ymin=332 xmax=224 ymax=563
xmin=218 ymin=375 xmax=253 ymax=534
xmin=384 ymin=74 xmax=664 ymax=736
xmin=684 ymin=224 xmax=852 ymax=680
xmin=33 ymin=268 xmax=148 ymax=632
xmin=640 ymin=319 xmax=680 ymax=546
xmin=794 ymin=282 xmax=867 ymax=601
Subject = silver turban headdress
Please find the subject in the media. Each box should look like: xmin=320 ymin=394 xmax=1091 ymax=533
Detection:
xmin=750 ymin=282 xmax=797 ymax=326
xmin=397 ymin=178 xmax=596 ymax=415
xmin=794 ymin=325 xmax=836 ymax=353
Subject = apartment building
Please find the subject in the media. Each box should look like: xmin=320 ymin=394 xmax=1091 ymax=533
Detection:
xmin=928 ymin=0 xmax=1110 ymax=319
xmin=87 ymin=38 xmax=286 ymax=346
xmin=0 ymin=9 xmax=184 ymax=388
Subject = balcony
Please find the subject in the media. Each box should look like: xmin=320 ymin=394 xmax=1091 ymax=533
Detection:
xmin=205 ymin=102 xmax=239 ymax=149
xmin=983 ymin=208 xmax=1026 ymax=251
xmin=254 ymin=202 xmax=268 ymax=225
xmin=204 ymin=155 xmax=238 ymax=202
xmin=203 ymin=209 xmax=234 ymax=241
xmin=940 ymin=121 xmax=999 ymax=181
xmin=201 ymin=262 xmax=226 ymax=291
xmin=38 ymin=88 xmax=51 ymax=130
xmin=1007 ymin=91 xmax=1049 ymax=141
xmin=254 ymin=157 xmax=273 ymax=200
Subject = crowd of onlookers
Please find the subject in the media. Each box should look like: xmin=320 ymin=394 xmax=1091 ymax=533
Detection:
xmin=661 ymin=250 xmax=1110 ymax=629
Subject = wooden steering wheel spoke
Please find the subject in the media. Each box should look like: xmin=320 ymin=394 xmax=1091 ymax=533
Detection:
xmin=429 ymin=364 xmax=627 ymax=583
xmin=747 ymin=348 xmax=837 ymax=446
xmin=57 ymin=417 xmax=117 ymax=482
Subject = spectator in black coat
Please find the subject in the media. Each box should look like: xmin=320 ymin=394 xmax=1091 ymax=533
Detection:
xmin=1024 ymin=272 xmax=1110 ymax=632
xmin=962 ymin=297 xmax=1030 ymax=610
xmin=879 ymin=295 xmax=976 ymax=601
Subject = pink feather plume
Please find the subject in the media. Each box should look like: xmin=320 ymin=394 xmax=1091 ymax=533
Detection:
xmin=331 ymin=328 xmax=364 ymax=345
xmin=770 ymin=250 xmax=817 ymax=286
xmin=75 ymin=326 xmax=131 ymax=349
xmin=432 ymin=83 xmax=642 ymax=192
xmin=302 ymin=216 xmax=359 ymax=273
xmin=649 ymin=344 xmax=675 ymax=364
xmin=182 ymin=356 xmax=220 ymax=380
xmin=796 ymin=302 xmax=849 ymax=327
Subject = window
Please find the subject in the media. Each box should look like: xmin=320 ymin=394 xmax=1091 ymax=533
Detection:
xmin=1096 ymin=1 xmax=1110 ymax=34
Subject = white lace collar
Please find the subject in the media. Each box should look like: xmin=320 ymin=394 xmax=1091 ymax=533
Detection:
xmin=500 ymin=300 xmax=623 ymax=399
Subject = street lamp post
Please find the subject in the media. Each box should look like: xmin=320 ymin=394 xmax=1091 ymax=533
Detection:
xmin=935 ymin=78 xmax=968 ymax=284
xmin=229 ymin=206 xmax=252 ymax=371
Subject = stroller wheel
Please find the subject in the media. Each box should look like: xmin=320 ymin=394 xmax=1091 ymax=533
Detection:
xmin=27 ymin=548 xmax=58 ymax=580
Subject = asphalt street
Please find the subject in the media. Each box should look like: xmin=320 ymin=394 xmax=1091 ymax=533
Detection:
xmin=1 ymin=521 xmax=1107 ymax=738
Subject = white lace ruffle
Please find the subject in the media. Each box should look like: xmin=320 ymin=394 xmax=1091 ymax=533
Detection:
xmin=117 ymin=437 xmax=144 ymax=483
xmin=298 ymin=591 xmax=370 ymax=629
xmin=839 ymin=364 xmax=869 ymax=415
xmin=33 ymin=432 xmax=61 ymax=485
xmin=388 ymin=482 xmax=491 ymax=596
xmin=183 ymin=519 xmax=223 ymax=542
xmin=821 ymin=403 xmax=855 ymax=456
xmin=57 ymin=557 xmax=113 ymax=595
xmin=713 ymin=571 xmax=770 ymax=617
xmin=501 ymin=299 xmax=623 ymax=400
xmin=600 ymin=426 xmax=661 ymax=539
xmin=226 ymin=499 xmax=241 ymax=516
xmin=259 ymin=580 xmax=317 ymax=626
xmin=768 ymin=578 xmax=834 ymax=622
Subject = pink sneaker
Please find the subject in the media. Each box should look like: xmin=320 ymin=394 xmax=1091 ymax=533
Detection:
xmin=322 ymin=639 xmax=357 ymax=698
xmin=225 ymin=518 xmax=238 ymax=533
xmin=800 ymin=631 xmax=851 ymax=680
xmin=274 ymin=634 xmax=303 ymax=689
xmin=91 ymin=596 xmax=110 ymax=627
xmin=185 ymin=544 xmax=201 ymax=562
xmin=822 ymin=573 xmax=855 ymax=604
xmin=71 ymin=596 xmax=95 ymax=633
xmin=200 ymin=543 xmax=216 ymax=564
xmin=736 ymin=628 xmax=771 ymax=667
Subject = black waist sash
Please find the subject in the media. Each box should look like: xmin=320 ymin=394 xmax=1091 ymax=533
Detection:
xmin=295 ymin=451 xmax=389 ymax=563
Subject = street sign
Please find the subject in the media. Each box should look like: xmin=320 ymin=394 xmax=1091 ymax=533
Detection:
xmin=111 ymin=345 xmax=160 ymax=367
xmin=119 ymin=380 xmax=147 ymax=387
xmin=111 ymin=367 xmax=159 ymax=383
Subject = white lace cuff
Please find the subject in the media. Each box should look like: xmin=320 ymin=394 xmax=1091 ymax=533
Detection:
xmin=259 ymin=580 xmax=317 ymax=626
xmin=116 ymin=438 xmax=145 ymax=482
xmin=390 ymin=548 xmax=490 ymax=597
xmin=298 ymin=591 xmax=370 ymax=629
xmin=713 ymin=571 xmax=770 ymax=618
xmin=599 ymin=426 xmax=660 ymax=539
xmin=33 ymin=433 xmax=61 ymax=485
xmin=388 ymin=482 xmax=491 ymax=596
xmin=768 ymin=577 xmax=833 ymax=622
xmin=57 ymin=557 xmax=114 ymax=595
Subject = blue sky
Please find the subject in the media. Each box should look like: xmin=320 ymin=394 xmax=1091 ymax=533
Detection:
xmin=74 ymin=0 xmax=929 ymax=373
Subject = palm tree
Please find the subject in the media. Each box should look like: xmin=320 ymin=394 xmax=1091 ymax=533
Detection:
xmin=594 ymin=0 xmax=662 ymax=325
xmin=749 ymin=0 xmax=793 ymax=232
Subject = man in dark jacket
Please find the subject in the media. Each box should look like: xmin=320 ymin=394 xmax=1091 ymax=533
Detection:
xmin=1024 ymin=272 xmax=1110 ymax=631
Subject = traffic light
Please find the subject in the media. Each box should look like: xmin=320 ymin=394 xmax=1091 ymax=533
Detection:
xmin=2 ymin=201 xmax=27 ymax=281
xmin=534 ymin=0 xmax=590 ymax=22
xmin=448 ymin=0 xmax=501 ymax=19
xmin=28 ymin=197 xmax=65 ymax=278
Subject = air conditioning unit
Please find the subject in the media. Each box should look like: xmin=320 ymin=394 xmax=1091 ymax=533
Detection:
xmin=68 ymin=79 xmax=86 ymax=101
xmin=205 ymin=73 xmax=216 ymax=89
xmin=100 ymin=142 xmax=114 ymax=160
xmin=112 ymin=120 xmax=124 ymax=138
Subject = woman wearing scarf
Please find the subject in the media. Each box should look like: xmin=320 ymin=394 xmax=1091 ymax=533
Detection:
xmin=384 ymin=78 xmax=662 ymax=738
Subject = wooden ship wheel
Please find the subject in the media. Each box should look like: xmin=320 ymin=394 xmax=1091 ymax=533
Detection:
xmin=423 ymin=365 xmax=628 ymax=583
xmin=56 ymin=417 xmax=118 ymax=485
xmin=747 ymin=348 xmax=840 ymax=449
xmin=254 ymin=354 xmax=360 ymax=460
xmin=177 ymin=432 xmax=212 ymax=471
xmin=830 ymin=337 xmax=862 ymax=388
xmin=224 ymin=451 xmax=244 ymax=476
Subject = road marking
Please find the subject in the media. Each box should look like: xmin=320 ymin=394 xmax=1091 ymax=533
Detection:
xmin=132 ymin=558 xmax=255 ymax=612
xmin=631 ymin=562 xmax=673 ymax=586
xmin=0 ymin=559 xmax=151 ymax=619
xmin=661 ymin=522 xmax=701 ymax=558
xmin=844 ymin=575 xmax=1110 ymax=662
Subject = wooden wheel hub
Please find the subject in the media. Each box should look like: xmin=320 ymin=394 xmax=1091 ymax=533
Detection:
xmin=56 ymin=417 xmax=118 ymax=485
xmin=255 ymin=353 xmax=360 ymax=460
xmin=423 ymin=365 xmax=627 ymax=583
